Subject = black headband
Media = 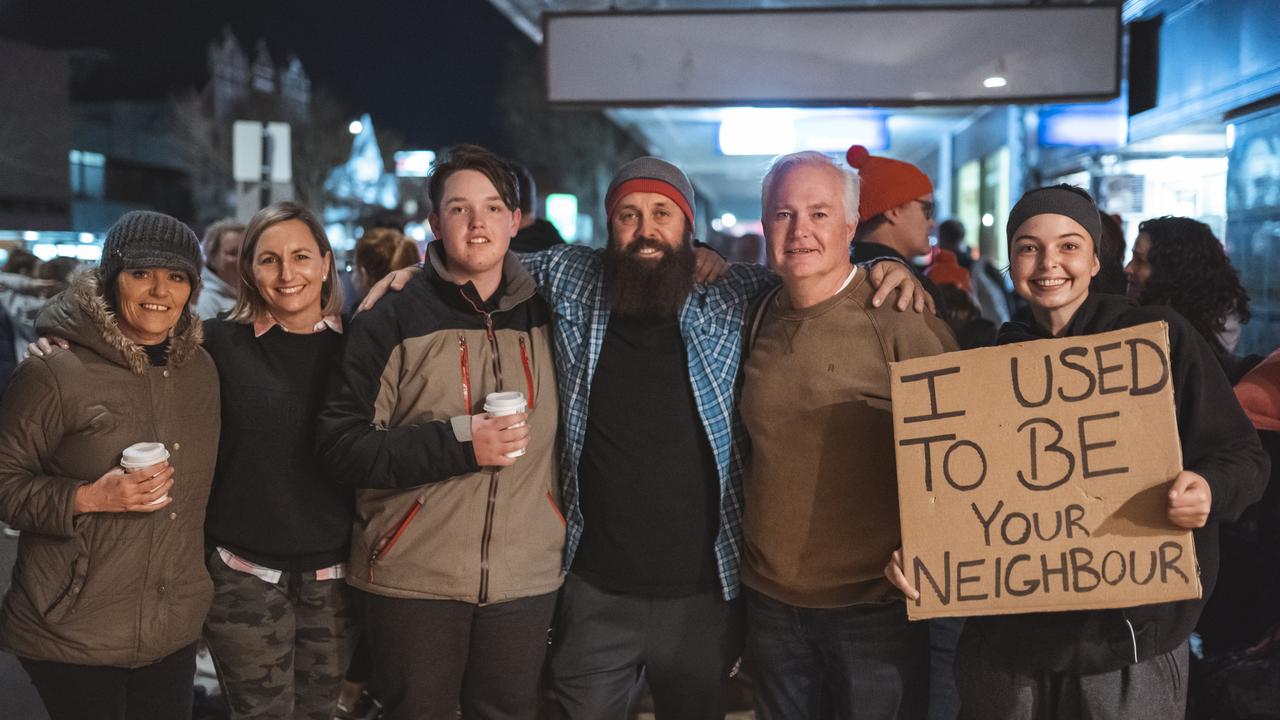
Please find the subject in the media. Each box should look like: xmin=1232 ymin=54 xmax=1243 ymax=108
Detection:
xmin=1006 ymin=185 xmax=1102 ymax=254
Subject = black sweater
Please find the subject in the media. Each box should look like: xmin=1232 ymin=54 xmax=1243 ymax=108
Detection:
xmin=968 ymin=293 xmax=1270 ymax=673
xmin=202 ymin=320 xmax=354 ymax=571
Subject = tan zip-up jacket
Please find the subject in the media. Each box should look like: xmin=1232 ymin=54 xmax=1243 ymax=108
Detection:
xmin=318 ymin=246 xmax=564 ymax=605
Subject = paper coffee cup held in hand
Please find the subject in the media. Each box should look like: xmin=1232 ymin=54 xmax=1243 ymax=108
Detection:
xmin=484 ymin=391 xmax=527 ymax=458
xmin=120 ymin=442 xmax=171 ymax=505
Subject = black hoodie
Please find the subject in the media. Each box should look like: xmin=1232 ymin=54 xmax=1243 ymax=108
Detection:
xmin=966 ymin=292 xmax=1270 ymax=673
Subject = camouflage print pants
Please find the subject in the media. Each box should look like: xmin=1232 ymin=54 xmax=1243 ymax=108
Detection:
xmin=204 ymin=552 xmax=357 ymax=720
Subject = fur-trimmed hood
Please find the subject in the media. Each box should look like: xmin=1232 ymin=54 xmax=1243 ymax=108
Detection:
xmin=35 ymin=271 xmax=203 ymax=376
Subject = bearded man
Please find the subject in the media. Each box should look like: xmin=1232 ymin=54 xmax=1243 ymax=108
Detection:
xmin=538 ymin=159 xmax=754 ymax=719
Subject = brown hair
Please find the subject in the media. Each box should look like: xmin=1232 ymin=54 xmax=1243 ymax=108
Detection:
xmin=355 ymin=227 xmax=420 ymax=285
xmin=428 ymin=144 xmax=520 ymax=217
xmin=227 ymin=202 xmax=343 ymax=322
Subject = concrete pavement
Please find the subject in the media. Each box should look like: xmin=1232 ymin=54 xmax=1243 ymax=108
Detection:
xmin=0 ymin=527 xmax=50 ymax=719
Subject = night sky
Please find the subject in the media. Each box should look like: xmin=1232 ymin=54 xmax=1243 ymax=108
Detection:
xmin=0 ymin=0 xmax=530 ymax=151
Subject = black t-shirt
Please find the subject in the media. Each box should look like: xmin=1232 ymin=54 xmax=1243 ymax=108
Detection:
xmin=571 ymin=314 xmax=720 ymax=596
xmin=202 ymin=320 xmax=353 ymax=571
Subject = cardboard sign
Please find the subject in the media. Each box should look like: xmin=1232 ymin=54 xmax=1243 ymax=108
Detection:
xmin=890 ymin=322 xmax=1201 ymax=620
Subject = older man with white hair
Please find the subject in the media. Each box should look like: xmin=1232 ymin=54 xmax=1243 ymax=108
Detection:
xmin=739 ymin=151 xmax=957 ymax=720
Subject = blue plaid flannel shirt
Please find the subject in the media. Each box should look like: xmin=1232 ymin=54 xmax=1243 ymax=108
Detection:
xmin=521 ymin=244 xmax=776 ymax=600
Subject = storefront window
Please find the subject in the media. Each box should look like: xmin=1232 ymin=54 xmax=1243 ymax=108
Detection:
xmin=981 ymin=147 xmax=1011 ymax=268
xmin=953 ymin=160 xmax=981 ymax=258
xmin=1227 ymin=109 xmax=1280 ymax=356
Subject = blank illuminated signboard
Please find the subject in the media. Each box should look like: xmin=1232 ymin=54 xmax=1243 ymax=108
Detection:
xmin=545 ymin=6 xmax=1119 ymax=106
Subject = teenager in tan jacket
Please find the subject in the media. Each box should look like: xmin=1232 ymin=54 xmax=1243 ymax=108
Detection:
xmin=318 ymin=145 xmax=563 ymax=720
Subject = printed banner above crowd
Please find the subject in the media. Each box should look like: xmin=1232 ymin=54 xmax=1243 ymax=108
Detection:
xmin=890 ymin=322 xmax=1201 ymax=620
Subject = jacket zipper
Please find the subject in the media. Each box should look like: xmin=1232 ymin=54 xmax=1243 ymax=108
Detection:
xmin=368 ymin=498 xmax=425 ymax=583
xmin=479 ymin=469 xmax=499 ymax=603
xmin=460 ymin=290 xmax=508 ymax=605
xmin=459 ymin=334 xmax=472 ymax=411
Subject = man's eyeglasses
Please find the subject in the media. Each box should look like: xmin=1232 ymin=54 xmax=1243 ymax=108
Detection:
xmin=916 ymin=200 xmax=935 ymax=221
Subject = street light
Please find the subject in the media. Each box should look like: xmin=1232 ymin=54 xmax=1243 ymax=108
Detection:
xmin=348 ymin=119 xmax=364 ymax=135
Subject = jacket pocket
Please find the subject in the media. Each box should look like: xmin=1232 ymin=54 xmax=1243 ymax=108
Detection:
xmin=42 ymin=553 xmax=89 ymax=623
xmin=367 ymin=497 xmax=425 ymax=583
xmin=546 ymin=491 xmax=566 ymax=527
xmin=498 ymin=479 xmax=568 ymax=587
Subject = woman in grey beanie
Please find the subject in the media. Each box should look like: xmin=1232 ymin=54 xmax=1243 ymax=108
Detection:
xmin=0 ymin=209 xmax=221 ymax=720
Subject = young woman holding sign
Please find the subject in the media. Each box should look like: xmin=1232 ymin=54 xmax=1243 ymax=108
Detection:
xmin=885 ymin=185 xmax=1268 ymax=720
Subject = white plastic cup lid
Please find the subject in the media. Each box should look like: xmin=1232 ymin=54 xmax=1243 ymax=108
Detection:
xmin=484 ymin=391 xmax=527 ymax=414
xmin=121 ymin=442 xmax=169 ymax=468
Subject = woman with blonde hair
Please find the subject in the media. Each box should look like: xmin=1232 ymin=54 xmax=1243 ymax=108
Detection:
xmin=201 ymin=201 xmax=355 ymax=720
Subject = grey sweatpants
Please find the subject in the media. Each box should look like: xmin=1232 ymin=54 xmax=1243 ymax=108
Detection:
xmin=955 ymin=637 xmax=1189 ymax=720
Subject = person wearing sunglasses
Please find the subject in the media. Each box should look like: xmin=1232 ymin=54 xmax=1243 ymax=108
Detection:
xmin=847 ymin=145 xmax=948 ymax=315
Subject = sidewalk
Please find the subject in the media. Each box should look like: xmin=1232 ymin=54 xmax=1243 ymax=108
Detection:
xmin=0 ymin=526 xmax=49 ymax=719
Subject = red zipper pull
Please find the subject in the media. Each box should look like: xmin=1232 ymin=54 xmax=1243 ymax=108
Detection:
xmin=519 ymin=336 xmax=536 ymax=410
xmin=459 ymin=334 xmax=472 ymax=412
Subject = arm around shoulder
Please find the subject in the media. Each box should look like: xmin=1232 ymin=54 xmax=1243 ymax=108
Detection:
xmin=517 ymin=243 xmax=590 ymax=287
xmin=723 ymin=262 xmax=777 ymax=298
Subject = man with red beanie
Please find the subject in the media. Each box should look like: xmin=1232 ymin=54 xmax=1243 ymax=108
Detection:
xmin=847 ymin=145 xmax=947 ymax=311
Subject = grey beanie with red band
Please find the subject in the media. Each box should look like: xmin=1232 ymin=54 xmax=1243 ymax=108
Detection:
xmin=1006 ymin=184 xmax=1102 ymax=255
xmin=605 ymin=157 xmax=696 ymax=226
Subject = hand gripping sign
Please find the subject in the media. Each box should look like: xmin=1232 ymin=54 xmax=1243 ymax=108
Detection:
xmin=890 ymin=322 xmax=1200 ymax=620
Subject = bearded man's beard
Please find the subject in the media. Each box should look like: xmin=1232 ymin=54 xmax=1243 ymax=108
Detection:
xmin=603 ymin=235 xmax=696 ymax=319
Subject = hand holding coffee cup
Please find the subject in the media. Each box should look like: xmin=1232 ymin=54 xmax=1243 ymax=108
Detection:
xmin=120 ymin=443 xmax=172 ymax=506
xmin=73 ymin=444 xmax=175 ymax=514
xmin=472 ymin=392 xmax=530 ymax=467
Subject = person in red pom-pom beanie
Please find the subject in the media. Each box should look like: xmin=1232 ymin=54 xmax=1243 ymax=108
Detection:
xmin=846 ymin=145 xmax=947 ymax=312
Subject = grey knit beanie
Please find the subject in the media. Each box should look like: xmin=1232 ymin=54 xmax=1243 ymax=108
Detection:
xmin=1006 ymin=185 xmax=1102 ymax=255
xmin=99 ymin=210 xmax=203 ymax=289
xmin=605 ymin=157 xmax=696 ymax=225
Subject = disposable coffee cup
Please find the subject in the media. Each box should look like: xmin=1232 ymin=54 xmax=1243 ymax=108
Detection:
xmin=483 ymin=391 xmax=527 ymax=458
xmin=120 ymin=442 xmax=170 ymax=505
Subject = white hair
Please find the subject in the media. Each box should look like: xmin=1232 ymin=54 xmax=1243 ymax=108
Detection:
xmin=761 ymin=151 xmax=861 ymax=223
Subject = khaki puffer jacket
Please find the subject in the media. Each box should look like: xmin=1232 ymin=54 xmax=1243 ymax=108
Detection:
xmin=0 ymin=272 xmax=220 ymax=668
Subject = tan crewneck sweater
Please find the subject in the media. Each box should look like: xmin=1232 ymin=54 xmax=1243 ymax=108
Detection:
xmin=741 ymin=270 xmax=958 ymax=608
